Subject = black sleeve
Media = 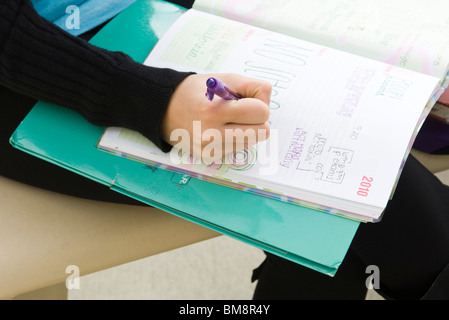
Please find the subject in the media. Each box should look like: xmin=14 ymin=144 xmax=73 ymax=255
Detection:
xmin=0 ymin=0 xmax=193 ymax=151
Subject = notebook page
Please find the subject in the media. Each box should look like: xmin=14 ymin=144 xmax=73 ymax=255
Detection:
xmin=193 ymin=0 xmax=449 ymax=80
xmin=101 ymin=9 xmax=440 ymax=220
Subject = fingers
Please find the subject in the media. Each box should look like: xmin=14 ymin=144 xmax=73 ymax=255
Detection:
xmin=228 ymin=74 xmax=273 ymax=105
xmin=162 ymin=73 xmax=273 ymax=162
xmin=207 ymin=74 xmax=272 ymax=124
xmin=221 ymin=98 xmax=270 ymax=124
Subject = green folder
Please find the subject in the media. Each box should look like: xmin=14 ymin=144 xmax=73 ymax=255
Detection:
xmin=9 ymin=0 xmax=359 ymax=276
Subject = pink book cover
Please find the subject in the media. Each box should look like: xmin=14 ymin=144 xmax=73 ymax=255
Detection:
xmin=438 ymin=88 xmax=449 ymax=106
xmin=429 ymin=88 xmax=449 ymax=124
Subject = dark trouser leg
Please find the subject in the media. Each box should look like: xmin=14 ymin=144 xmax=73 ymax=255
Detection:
xmin=351 ymin=156 xmax=449 ymax=299
xmin=253 ymin=155 xmax=449 ymax=300
xmin=252 ymin=249 xmax=368 ymax=300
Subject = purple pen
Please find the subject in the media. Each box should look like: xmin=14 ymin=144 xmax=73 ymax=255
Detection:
xmin=205 ymin=77 xmax=243 ymax=101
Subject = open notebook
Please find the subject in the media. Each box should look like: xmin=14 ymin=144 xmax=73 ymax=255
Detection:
xmin=99 ymin=4 xmax=448 ymax=223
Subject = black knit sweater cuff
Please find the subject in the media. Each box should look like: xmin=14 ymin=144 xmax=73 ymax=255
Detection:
xmin=106 ymin=55 xmax=194 ymax=152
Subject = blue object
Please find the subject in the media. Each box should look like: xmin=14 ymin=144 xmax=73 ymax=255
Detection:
xmin=31 ymin=0 xmax=137 ymax=36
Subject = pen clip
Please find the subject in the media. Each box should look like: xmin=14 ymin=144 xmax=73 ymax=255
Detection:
xmin=205 ymin=88 xmax=215 ymax=101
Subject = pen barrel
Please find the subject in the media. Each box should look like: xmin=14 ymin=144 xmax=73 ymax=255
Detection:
xmin=221 ymin=85 xmax=240 ymax=100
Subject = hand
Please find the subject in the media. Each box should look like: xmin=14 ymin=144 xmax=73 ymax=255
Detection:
xmin=161 ymin=73 xmax=272 ymax=163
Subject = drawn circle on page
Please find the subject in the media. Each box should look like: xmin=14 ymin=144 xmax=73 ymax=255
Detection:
xmin=228 ymin=147 xmax=257 ymax=171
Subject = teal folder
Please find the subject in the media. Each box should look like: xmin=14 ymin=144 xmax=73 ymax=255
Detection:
xmin=9 ymin=0 xmax=360 ymax=276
